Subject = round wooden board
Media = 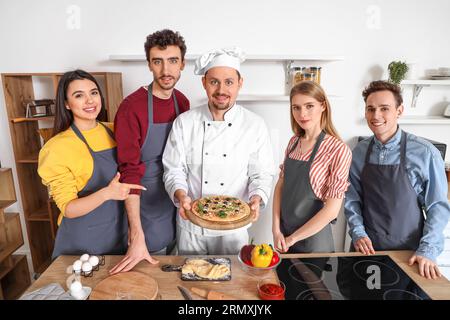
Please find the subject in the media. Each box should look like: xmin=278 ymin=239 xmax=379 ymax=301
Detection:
xmin=186 ymin=200 xmax=253 ymax=230
xmin=89 ymin=271 xmax=158 ymax=300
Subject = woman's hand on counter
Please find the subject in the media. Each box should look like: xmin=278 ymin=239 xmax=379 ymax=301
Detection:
xmin=103 ymin=172 xmax=146 ymax=201
xmin=409 ymin=254 xmax=442 ymax=280
xmin=273 ymin=229 xmax=288 ymax=253
xmin=353 ymin=237 xmax=376 ymax=255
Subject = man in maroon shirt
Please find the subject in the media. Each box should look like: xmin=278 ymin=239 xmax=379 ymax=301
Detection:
xmin=110 ymin=29 xmax=190 ymax=274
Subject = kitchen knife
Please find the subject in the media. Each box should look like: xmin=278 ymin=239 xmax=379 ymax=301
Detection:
xmin=177 ymin=286 xmax=193 ymax=300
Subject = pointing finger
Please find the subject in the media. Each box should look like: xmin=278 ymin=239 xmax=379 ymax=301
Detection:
xmin=124 ymin=184 xmax=147 ymax=190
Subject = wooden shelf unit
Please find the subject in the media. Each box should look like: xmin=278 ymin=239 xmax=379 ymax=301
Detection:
xmin=1 ymin=72 xmax=123 ymax=275
xmin=0 ymin=168 xmax=30 ymax=300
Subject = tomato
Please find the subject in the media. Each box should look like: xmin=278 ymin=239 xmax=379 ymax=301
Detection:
xmin=269 ymin=252 xmax=280 ymax=267
xmin=244 ymin=259 xmax=253 ymax=266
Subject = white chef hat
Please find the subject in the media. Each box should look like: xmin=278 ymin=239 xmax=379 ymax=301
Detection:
xmin=194 ymin=46 xmax=246 ymax=75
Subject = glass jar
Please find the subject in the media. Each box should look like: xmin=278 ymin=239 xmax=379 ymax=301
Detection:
xmin=310 ymin=67 xmax=320 ymax=84
xmin=290 ymin=67 xmax=302 ymax=88
xmin=302 ymin=72 xmax=315 ymax=82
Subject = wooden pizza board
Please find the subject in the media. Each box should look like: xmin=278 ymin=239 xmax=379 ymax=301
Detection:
xmin=89 ymin=271 xmax=158 ymax=300
xmin=185 ymin=206 xmax=253 ymax=230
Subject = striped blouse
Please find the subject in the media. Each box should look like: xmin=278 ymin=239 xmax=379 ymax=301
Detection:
xmin=281 ymin=134 xmax=352 ymax=200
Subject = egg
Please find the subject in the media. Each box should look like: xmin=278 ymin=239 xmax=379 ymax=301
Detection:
xmin=70 ymin=280 xmax=82 ymax=293
xmin=88 ymin=255 xmax=99 ymax=267
xmin=72 ymin=260 xmax=82 ymax=272
xmin=70 ymin=281 xmax=84 ymax=300
xmin=80 ymin=254 xmax=90 ymax=262
xmin=82 ymin=261 xmax=92 ymax=273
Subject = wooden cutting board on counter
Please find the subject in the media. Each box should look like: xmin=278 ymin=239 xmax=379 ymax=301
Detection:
xmin=185 ymin=209 xmax=253 ymax=230
xmin=89 ymin=271 xmax=158 ymax=300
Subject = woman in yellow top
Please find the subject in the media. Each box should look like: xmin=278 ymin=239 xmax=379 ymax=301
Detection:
xmin=38 ymin=70 xmax=145 ymax=259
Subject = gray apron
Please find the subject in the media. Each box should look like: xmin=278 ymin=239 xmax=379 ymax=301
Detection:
xmin=139 ymin=83 xmax=179 ymax=253
xmin=52 ymin=122 xmax=127 ymax=259
xmin=280 ymin=131 xmax=335 ymax=253
xmin=360 ymin=131 xmax=424 ymax=250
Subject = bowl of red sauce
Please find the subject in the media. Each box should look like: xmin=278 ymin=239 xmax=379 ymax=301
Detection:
xmin=257 ymin=279 xmax=285 ymax=300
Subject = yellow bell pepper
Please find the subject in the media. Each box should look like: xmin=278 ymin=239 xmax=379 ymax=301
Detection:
xmin=251 ymin=244 xmax=274 ymax=268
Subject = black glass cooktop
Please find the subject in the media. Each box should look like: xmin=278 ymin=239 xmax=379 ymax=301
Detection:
xmin=276 ymin=255 xmax=431 ymax=300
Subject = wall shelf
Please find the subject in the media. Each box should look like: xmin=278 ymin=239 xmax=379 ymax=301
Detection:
xmin=109 ymin=54 xmax=345 ymax=62
xmin=401 ymin=79 xmax=450 ymax=109
xmin=398 ymin=116 xmax=450 ymax=125
xmin=0 ymin=168 xmax=30 ymax=299
xmin=360 ymin=115 xmax=450 ymax=125
xmin=236 ymin=94 xmax=343 ymax=102
xmin=401 ymin=80 xmax=450 ymax=85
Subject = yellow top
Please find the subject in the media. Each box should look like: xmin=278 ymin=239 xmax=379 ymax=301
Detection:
xmin=38 ymin=122 xmax=116 ymax=225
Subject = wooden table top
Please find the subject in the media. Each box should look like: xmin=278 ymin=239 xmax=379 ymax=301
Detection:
xmin=24 ymin=251 xmax=450 ymax=300
xmin=24 ymin=255 xmax=278 ymax=300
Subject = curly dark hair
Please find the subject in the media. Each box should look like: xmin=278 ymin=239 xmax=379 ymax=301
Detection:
xmin=362 ymin=80 xmax=403 ymax=107
xmin=144 ymin=29 xmax=187 ymax=62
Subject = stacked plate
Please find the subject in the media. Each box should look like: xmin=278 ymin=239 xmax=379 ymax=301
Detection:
xmin=430 ymin=67 xmax=450 ymax=80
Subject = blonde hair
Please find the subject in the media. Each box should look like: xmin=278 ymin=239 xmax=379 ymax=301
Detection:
xmin=289 ymin=81 xmax=341 ymax=140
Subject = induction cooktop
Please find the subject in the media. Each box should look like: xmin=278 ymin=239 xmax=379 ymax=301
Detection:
xmin=276 ymin=255 xmax=431 ymax=300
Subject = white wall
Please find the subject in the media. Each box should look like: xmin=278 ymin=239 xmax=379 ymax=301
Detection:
xmin=1 ymin=0 xmax=449 ymax=274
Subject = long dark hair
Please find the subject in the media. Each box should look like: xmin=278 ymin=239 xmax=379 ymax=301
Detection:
xmin=53 ymin=70 xmax=106 ymax=136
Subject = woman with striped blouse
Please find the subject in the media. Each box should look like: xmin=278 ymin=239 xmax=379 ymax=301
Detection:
xmin=272 ymin=81 xmax=352 ymax=253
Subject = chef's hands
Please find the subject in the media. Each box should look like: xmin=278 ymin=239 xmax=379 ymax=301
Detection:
xmin=249 ymin=195 xmax=262 ymax=222
xmin=104 ymin=173 xmax=146 ymax=201
xmin=409 ymin=254 xmax=442 ymax=280
xmin=175 ymin=190 xmax=191 ymax=220
xmin=353 ymin=236 xmax=376 ymax=255
xmin=109 ymin=230 xmax=159 ymax=275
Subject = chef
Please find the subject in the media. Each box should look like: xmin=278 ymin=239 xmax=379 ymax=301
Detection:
xmin=344 ymin=80 xmax=450 ymax=279
xmin=162 ymin=47 xmax=275 ymax=255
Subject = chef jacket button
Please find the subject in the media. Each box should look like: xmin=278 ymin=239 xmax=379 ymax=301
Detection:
xmin=223 ymin=154 xmax=226 ymax=157
xmin=228 ymin=123 xmax=232 ymax=127
xmin=205 ymin=152 xmax=209 ymax=155
xmin=220 ymin=183 xmax=224 ymax=186
xmin=205 ymin=181 xmax=208 ymax=184
xmin=207 ymin=123 xmax=211 ymax=126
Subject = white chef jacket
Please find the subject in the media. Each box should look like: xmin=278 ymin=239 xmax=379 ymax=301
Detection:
xmin=163 ymin=103 xmax=276 ymax=236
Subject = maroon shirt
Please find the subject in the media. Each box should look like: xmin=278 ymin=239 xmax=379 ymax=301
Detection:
xmin=114 ymin=87 xmax=190 ymax=195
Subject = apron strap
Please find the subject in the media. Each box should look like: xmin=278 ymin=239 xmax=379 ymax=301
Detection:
xmin=147 ymin=82 xmax=180 ymax=125
xmin=287 ymin=136 xmax=301 ymax=156
xmin=400 ymin=130 xmax=407 ymax=166
xmin=364 ymin=137 xmax=376 ymax=165
xmin=307 ymin=131 xmax=326 ymax=166
xmin=286 ymin=131 xmax=326 ymax=166
xmin=98 ymin=121 xmax=115 ymax=140
xmin=71 ymin=122 xmax=116 ymax=153
xmin=70 ymin=123 xmax=94 ymax=153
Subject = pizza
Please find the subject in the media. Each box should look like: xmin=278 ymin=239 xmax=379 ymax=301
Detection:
xmin=190 ymin=195 xmax=251 ymax=223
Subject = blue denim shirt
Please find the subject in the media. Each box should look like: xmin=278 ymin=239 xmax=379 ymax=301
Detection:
xmin=344 ymin=128 xmax=450 ymax=261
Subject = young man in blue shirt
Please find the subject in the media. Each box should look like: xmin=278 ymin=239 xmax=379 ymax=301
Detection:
xmin=344 ymin=80 xmax=450 ymax=279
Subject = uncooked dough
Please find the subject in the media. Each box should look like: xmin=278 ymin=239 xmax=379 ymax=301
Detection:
xmin=182 ymin=259 xmax=230 ymax=279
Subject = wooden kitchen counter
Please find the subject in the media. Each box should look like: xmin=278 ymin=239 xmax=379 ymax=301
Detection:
xmin=24 ymin=255 xmax=278 ymax=300
xmin=23 ymin=251 xmax=450 ymax=300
